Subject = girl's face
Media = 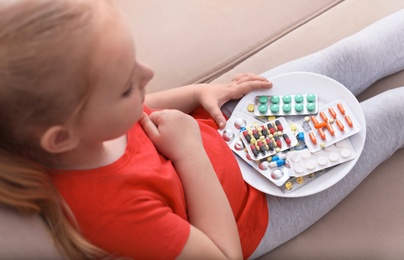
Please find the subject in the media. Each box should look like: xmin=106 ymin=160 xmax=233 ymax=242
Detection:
xmin=74 ymin=4 xmax=154 ymax=145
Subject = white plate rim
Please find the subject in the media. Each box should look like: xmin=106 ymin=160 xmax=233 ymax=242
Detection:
xmin=232 ymin=72 xmax=366 ymax=198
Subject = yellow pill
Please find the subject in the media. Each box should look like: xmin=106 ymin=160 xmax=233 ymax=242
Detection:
xmin=296 ymin=177 xmax=304 ymax=184
xmin=285 ymin=181 xmax=293 ymax=190
xmin=290 ymin=124 xmax=297 ymax=131
xmin=268 ymin=116 xmax=276 ymax=121
xmin=247 ymin=104 xmax=255 ymax=112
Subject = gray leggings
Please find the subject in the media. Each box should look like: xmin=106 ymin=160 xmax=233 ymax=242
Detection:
xmin=248 ymin=9 xmax=404 ymax=259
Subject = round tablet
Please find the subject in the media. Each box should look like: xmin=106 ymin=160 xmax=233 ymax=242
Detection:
xmin=294 ymin=103 xmax=304 ymax=112
xmin=271 ymin=169 xmax=284 ymax=179
xmin=305 ymin=160 xmax=316 ymax=170
xmin=329 ymin=152 xmax=340 ymax=162
xmin=282 ymin=104 xmax=292 ymax=113
xmin=271 ymin=95 xmax=280 ymax=104
xmin=294 ymin=94 xmax=304 ymax=103
xmin=306 ymin=94 xmax=316 ymax=102
xmin=340 ymin=148 xmax=352 ymax=158
xmin=270 ymin=104 xmax=280 ymax=113
xmin=282 ymin=95 xmax=292 ymax=104
xmin=306 ymin=102 xmax=316 ymax=112
xmin=259 ymin=161 xmax=269 ymax=170
xmin=234 ymin=141 xmax=244 ymax=151
xmin=293 ymin=164 xmax=305 ymax=174
xmin=317 ymin=156 xmax=328 ymax=166
xmin=259 ymin=96 xmax=268 ymax=104
xmin=258 ymin=104 xmax=268 ymax=114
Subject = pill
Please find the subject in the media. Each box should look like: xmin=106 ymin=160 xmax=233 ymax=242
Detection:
xmin=222 ymin=130 xmax=235 ymax=142
xmin=252 ymin=129 xmax=259 ymax=139
xmin=282 ymin=104 xmax=292 ymax=113
xmin=317 ymin=156 xmax=328 ymax=166
xmin=295 ymin=94 xmax=304 ymax=103
xmin=296 ymin=177 xmax=304 ymax=184
xmin=306 ymin=94 xmax=316 ymax=102
xmin=306 ymin=102 xmax=316 ymax=112
xmin=285 ymin=181 xmax=293 ymax=190
xmin=258 ymin=161 xmax=269 ymax=170
xmin=305 ymin=160 xmax=316 ymax=170
xmin=320 ymin=111 xmax=328 ymax=122
xmin=270 ymin=104 xmax=279 ymax=113
xmin=293 ymin=164 xmax=305 ymax=174
xmin=328 ymin=107 xmax=337 ymax=119
xmin=340 ymin=148 xmax=352 ymax=158
xmin=275 ymin=120 xmax=283 ymax=131
xmin=243 ymin=131 xmax=251 ymax=143
xmin=274 ymin=135 xmax=282 ymax=148
xmin=267 ymin=123 xmax=276 ymax=134
xmin=345 ymin=115 xmax=353 ymax=127
xmin=335 ymin=139 xmax=347 ymax=148
xmin=309 ymin=132 xmax=317 ymax=145
xmin=259 ymin=96 xmax=268 ymax=104
xmin=250 ymin=145 xmax=259 ymax=157
xmin=289 ymin=152 xmax=300 ymax=162
xmin=258 ymin=104 xmax=268 ymax=114
xmin=336 ymin=119 xmax=345 ymax=131
xmin=283 ymin=134 xmax=291 ymax=145
xmin=290 ymin=124 xmax=297 ymax=132
xmin=271 ymin=169 xmax=284 ymax=180
xmin=247 ymin=103 xmax=255 ymax=112
xmin=234 ymin=141 xmax=244 ymax=151
xmin=272 ymin=153 xmax=287 ymax=161
xmin=269 ymin=159 xmax=285 ymax=168
xmin=329 ymin=152 xmax=340 ymax=162
xmin=311 ymin=116 xmax=319 ymax=125
xmin=265 ymin=138 xmax=275 ymax=150
xmin=268 ymin=116 xmax=276 ymax=121
xmin=234 ymin=118 xmax=247 ymax=129
xmin=260 ymin=125 xmax=269 ymax=137
xmin=301 ymin=149 xmax=312 ymax=159
xmin=326 ymin=123 xmax=335 ymax=136
xmin=337 ymin=103 xmax=345 ymax=115
xmin=282 ymin=95 xmax=292 ymax=103
xmin=295 ymin=103 xmax=304 ymax=112
xmin=318 ymin=128 xmax=326 ymax=140
xmin=314 ymin=122 xmax=327 ymax=129
xmin=270 ymin=95 xmax=279 ymax=104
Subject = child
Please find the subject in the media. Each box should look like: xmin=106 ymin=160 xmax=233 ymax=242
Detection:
xmin=0 ymin=0 xmax=403 ymax=259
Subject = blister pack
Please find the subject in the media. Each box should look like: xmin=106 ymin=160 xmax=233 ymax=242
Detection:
xmin=287 ymin=138 xmax=357 ymax=177
xmin=301 ymin=100 xmax=362 ymax=152
xmin=252 ymin=93 xmax=318 ymax=117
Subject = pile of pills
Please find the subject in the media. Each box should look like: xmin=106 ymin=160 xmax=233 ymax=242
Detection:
xmin=252 ymin=93 xmax=318 ymax=116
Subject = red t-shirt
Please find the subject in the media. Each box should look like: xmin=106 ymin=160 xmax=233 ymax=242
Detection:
xmin=50 ymin=106 xmax=268 ymax=259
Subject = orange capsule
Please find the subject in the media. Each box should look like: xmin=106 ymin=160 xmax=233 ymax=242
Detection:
xmin=320 ymin=111 xmax=328 ymax=122
xmin=311 ymin=116 xmax=319 ymax=125
xmin=326 ymin=123 xmax=335 ymax=136
xmin=309 ymin=132 xmax=317 ymax=145
xmin=345 ymin=115 xmax=353 ymax=127
xmin=328 ymin=107 xmax=337 ymax=119
xmin=314 ymin=122 xmax=327 ymax=129
xmin=318 ymin=128 xmax=326 ymax=140
xmin=336 ymin=119 xmax=345 ymax=131
xmin=337 ymin=103 xmax=345 ymax=115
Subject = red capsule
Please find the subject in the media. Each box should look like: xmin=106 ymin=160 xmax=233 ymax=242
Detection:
xmin=275 ymin=120 xmax=283 ymax=131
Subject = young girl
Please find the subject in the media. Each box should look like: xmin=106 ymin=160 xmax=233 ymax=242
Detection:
xmin=0 ymin=0 xmax=403 ymax=259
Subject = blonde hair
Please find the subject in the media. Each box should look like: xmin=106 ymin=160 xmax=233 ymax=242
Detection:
xmin=0 ymin=0 xmax=113 ymax=258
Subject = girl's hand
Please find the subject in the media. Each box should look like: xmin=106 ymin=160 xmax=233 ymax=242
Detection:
xmin=139 ymin=110 xmax=204 ymax=162
xmin=197 ymin=73 xmax=272 ymax=129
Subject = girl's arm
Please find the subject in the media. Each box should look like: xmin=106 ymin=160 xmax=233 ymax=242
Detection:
xmin=145 ymin=73 xmax=272 ymax=128
xmin=140 ymin=110 xmax=242 ymax=259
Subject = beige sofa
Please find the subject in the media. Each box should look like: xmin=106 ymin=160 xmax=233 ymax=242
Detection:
xmin=1 ymin=0 xmax=404 ymax=259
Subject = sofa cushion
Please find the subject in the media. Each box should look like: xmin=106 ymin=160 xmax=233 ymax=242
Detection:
xmin=117 ymin=0 xmax=343 ymax=92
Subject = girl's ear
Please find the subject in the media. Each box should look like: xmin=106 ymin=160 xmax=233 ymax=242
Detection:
xmin=40 ymin=125 xmax=79 ymax=154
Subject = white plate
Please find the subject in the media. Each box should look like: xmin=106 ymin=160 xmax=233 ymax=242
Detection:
xmin=232 ymin=72 xmax=366 ymax=197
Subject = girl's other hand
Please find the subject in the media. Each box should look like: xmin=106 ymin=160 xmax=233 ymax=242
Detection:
xmin=197 ymin=73 xmax=272 ymax=129
xmin=139 ymin=110 xmax=204 ymax=162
